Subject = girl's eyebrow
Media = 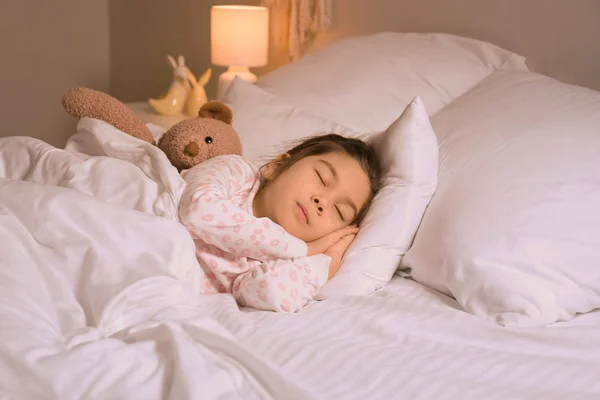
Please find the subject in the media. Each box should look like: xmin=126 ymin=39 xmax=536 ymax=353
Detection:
xmin=318 ymin=159 xmax=358 ymax=218
xmin=318 ymin=159 xmax=338 ymax=181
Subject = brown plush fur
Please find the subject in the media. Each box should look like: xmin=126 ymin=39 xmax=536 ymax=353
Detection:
xmin=62 ymin=87 xmax=155 ymax=144
xmin=198 ymin=100 xmax=233 ymax=125
xmin=158 ymin=117 xmax=242 ymax=170
xmin=62 ymin=87 xmax=242 ymax=171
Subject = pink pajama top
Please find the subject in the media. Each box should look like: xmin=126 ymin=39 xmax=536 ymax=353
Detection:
xmin=178 ymin=155 xmax=332 ymax=312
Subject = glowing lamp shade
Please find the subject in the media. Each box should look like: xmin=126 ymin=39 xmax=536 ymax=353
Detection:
xmin=211 ymin=5 xmax=269 ymax=99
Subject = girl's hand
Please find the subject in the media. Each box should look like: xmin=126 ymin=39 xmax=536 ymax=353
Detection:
xmin=306 ymin=226 xmax=359 ymax=256
xmin=325 ymin=234 xmax=356 ymax=279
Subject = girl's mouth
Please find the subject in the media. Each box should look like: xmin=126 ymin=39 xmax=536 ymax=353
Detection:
xmin=296 ymin=203 xmax=309 ymax=224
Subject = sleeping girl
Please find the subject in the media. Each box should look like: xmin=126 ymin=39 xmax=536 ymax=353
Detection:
xmin=179 ymin=133 xmax=382 ymax=312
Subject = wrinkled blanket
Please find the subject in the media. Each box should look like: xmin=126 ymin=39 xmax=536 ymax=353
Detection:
xmin=0 ymin=119 xmax=311 ymax=399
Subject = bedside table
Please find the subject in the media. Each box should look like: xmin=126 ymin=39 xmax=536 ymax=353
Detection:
xmin=125 ymin=102 xmax=188 ymax=130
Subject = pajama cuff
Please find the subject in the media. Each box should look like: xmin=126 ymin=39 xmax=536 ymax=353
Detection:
xmin=310 ymin=253 xmax=332 ymax=289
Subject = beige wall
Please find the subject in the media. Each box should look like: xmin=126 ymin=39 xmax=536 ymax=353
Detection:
xmin=0 ymin=0 xmax=110 ymax=147
xmin=110 ymin=0 xmax=259 ymax=103
xmin=110 ymin=0 xmax=600 ymax=101
xmin=291 ymin=0 xmax=600 ymax=92
xmin=4 ymin=0 xmax=595 ymax=146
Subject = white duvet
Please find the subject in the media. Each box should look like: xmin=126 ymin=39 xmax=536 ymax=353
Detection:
xmin=1 ymin=119 xmax=599 ymax=399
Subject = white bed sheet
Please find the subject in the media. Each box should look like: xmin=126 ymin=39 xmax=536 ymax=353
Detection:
xmin=232 ymin=277 xmax=600 ymax=399
xmin=0 ymin=120 xmax=599 ymax=399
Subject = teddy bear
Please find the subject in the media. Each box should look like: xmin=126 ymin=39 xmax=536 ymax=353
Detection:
xmin=61 ymin=87 xmax=242 ymax=171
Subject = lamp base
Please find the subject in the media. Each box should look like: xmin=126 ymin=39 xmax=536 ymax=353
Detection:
xmin=216 ymin=66 xmax=257 ymax=100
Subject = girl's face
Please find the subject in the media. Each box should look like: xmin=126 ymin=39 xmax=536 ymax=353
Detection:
xmin=253 ymin=152 xmax=371 ymax=242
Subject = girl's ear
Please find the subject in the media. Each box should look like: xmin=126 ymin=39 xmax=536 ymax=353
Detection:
xmin=262 ymin=153 xmax=291 ymax=180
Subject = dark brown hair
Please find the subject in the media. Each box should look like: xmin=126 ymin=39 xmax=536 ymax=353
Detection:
xmin=260 ymin=134 xmax=382 ymax=224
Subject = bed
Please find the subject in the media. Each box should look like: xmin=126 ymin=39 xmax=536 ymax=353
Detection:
xmin=2 ymin=7 xmax=600 ymax=400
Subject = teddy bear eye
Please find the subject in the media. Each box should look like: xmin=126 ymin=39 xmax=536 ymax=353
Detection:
xmin=204 ymin=136 xmax=213 ymax=144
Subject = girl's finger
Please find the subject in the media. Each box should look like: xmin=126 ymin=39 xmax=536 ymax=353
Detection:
xmin=343 ymin=226 xmax=359 ymax=235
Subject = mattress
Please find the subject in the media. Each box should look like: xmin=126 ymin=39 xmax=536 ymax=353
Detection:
xmin=1 ymin=103 xmax=600 ymax=399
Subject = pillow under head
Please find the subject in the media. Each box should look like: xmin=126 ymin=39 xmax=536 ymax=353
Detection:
xmin=222 ymin=80 xmax=439 ymax=297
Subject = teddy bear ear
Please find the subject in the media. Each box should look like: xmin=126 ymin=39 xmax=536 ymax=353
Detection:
xmin=198 ymin=100 xmax=233 ymax=125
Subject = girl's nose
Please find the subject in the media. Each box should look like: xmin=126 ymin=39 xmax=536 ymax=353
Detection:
xmin=313 ymin=197 xmax=325 ymax=214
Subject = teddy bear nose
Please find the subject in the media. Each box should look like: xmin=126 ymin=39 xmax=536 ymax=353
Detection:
xmin=184 ymin=142 xmax=200 ymax=157
xmin=204 ymin=136 xmax=213 ymax=144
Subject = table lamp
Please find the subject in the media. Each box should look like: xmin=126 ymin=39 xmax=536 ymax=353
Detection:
xmin=211 ymin=5 xmax=269 ymax=100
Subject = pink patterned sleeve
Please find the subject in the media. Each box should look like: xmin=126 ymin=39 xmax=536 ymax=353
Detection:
xmin=232 ymin=254 xmax=331 ymax=313
xmin=178 ymin=155 xmax=307 ymax=261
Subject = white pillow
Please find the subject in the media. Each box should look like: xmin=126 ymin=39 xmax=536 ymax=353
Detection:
xmin=257 ymin=32 xmax=528 ymax=133
xmin=317 ymin=96 xmax=439 ymax=299
xmin=223 ymin=80 xmax=439 ymax=296
xmin=401 ymin=70 xmax=600 ymax=327
xmin=221 ymin=77 xmax=360 ymax=166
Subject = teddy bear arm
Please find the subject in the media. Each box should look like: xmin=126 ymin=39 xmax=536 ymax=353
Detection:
xmin=62 ymin=87 xmax=155 ymax=144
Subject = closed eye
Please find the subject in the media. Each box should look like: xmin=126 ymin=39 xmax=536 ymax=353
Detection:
xmin=335 ymin=206 xmax=345 ymax=221
xmin=315 ymin=169 xmax=326 ymax=186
